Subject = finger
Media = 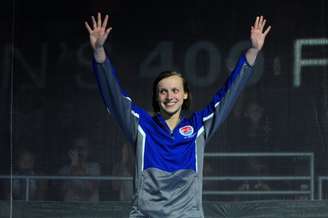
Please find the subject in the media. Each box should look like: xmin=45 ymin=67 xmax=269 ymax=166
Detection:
xmin=254 ymin=16 xmax=259 ymax=28
xmin=104 ymin=27 xmax=112 ymax=40
xmin=102 ymin=14 xmax=109 ymax=29
xmin=97 ymin=12 xmax=102 ymax=28
xmin=259 ymin=16 xmax=263 ymax=26
xmin=258 ymin=16 xmax=264 ymax=30
xmin=262 ymin=19 xmax=267 ymax=29
xmin=258 ymin=17 xmax=265 ymax=31
xmin=263 ymin=25 xmax=271 ymax=36
xmin=106 ymin=27 xmax=112 ymax=35
xmin=251 ymin=26 xmax=255 ymax=34
xmin=85 ymin=21 xmax=92 ymax=33
xmin=91 ymin=16 xmax=97 ymax=29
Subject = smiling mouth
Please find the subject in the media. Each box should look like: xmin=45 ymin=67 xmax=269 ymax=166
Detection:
xmin=165 ymin=102 xmax=177 ymax=106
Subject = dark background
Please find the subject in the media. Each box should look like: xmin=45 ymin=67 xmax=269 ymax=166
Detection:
xmin=0 ymin=0 xmax=327 ymax=200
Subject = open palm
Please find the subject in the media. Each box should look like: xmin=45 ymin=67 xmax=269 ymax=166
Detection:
xmin=250 ymin=16 xmax=271 ymax=51
xmin=85 ymin=13 xmax=112 ymax=50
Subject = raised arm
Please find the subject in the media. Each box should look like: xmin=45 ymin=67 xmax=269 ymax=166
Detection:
xmin=85 ymin=13 xmax=139 ymax=144
xmin=197 ymin=16 xmax=271 ymax=142
xmin=85 ymin=13 xmax=112 ymax=63
xmin=245 ymin=16 xmax=271 ymax=65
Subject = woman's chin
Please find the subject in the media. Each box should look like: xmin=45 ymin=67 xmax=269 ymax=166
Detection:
xmin=161 ymin=108 xmax=181 ymax=117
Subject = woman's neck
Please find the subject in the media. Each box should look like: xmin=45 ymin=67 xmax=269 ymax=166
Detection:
xmin=162 ymin=111 xmax=181 ymax=131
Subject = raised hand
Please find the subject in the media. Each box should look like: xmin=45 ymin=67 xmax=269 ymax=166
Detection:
xmin=245 ymin=16 xmax=271 ymax=65
xmin=85 ymin=12 xmax=112 ymax=50
xmin=250 ymin=16 xmax=271 ymax=51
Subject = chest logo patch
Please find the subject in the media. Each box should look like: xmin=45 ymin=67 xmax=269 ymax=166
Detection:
xmin=179 ymin=125 xmax=194 ymax=137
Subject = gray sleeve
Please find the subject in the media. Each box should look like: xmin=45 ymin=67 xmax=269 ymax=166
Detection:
xmin=93 ymin=58 xmax=139 ymax=144
xmin=200 ymin=54 xmax=253 ymax=141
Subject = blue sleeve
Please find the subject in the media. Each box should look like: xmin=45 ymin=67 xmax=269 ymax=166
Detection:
xmin=92 ymin=57 xmax=139 ymax=144
xmin=195 ymin=54 xmax=254 ymax=142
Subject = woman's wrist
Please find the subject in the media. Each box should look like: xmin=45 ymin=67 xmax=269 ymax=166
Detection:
xmin=94 ymin=46 xmax=106 ymax=63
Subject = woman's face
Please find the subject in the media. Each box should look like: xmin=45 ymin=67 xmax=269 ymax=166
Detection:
xmin=157 ymin=75 xmax=188 ymax=117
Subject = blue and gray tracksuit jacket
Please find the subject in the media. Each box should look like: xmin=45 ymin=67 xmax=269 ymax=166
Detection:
xmin=93 ymin=54 xmax=253 ymax=218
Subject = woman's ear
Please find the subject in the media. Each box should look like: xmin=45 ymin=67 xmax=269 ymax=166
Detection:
xmin=184 ymin=93 xmax=188 ymax=100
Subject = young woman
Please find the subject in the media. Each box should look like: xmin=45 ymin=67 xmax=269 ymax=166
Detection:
xmin=85 ymin=13 xmax=271 ymax=218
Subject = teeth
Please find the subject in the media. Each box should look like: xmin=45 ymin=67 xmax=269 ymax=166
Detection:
xmin=166 ymin=102 xmax=176 ymax=106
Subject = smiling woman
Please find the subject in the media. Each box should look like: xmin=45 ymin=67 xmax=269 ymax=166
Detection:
xmin=85 ymin=12 xmax=271 ymax=218
xmin=155 ymin=73 xmax=189 ymax=130
xmin=152 ymin=71 xmax=191 ymax=115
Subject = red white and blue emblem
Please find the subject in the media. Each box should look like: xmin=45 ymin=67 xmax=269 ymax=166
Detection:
xmin=179 ymin=125 xmax=194 ymax=137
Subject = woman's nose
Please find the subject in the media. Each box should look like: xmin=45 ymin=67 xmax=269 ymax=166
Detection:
xmin=167 ymin=91 xmax=174 ymax=99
